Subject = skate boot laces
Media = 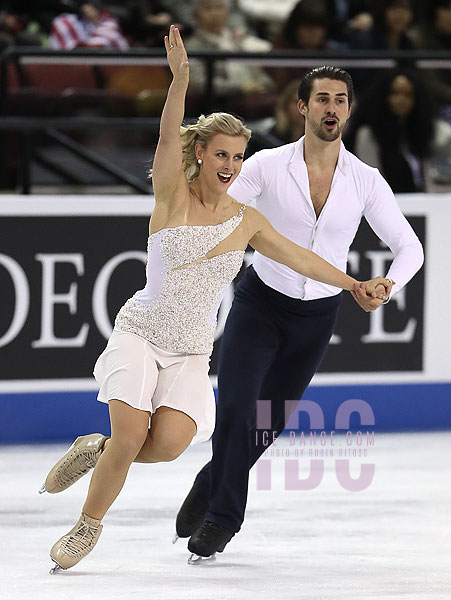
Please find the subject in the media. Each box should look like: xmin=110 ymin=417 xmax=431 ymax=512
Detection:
xmin=56 ymin=449 xmax=99 ymax=487
xmin=61 ymin=520 xmax=100 ymax=558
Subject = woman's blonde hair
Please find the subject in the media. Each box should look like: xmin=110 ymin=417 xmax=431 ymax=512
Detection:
xmin=180 ymin=112 xmax=251 ymax=182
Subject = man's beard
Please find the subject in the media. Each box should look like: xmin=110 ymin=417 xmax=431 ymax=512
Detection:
xmin=311 ymin=119 xmax=343 ymax=142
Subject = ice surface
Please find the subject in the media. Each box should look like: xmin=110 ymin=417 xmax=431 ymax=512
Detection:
xmin=0 ymin=431 xmax=450 ymax=600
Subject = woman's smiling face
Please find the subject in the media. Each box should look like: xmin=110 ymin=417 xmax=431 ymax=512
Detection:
xmin=196 ymin=133 xmax=247 ymax=191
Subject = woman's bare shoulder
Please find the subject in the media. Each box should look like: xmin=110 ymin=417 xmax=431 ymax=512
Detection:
xmin=242 ymin=204 xmax=265 ymax=224
xmin=241 ymin=204 xmax=267 ymax=239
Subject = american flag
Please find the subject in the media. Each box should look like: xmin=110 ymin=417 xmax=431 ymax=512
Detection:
xmin=50 ymin=12 xmax=129 ymax=50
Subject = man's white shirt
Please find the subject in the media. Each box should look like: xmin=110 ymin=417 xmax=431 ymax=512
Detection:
xmin=229 ymin=136 xmax=424 ymax=300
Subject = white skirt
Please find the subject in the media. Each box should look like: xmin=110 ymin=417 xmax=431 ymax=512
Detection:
xmin=93 ymin=330 xmax=215 ymax=444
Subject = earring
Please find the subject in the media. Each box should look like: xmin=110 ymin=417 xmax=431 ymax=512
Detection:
xmin=197 ymin=159 xmax=202 ymax=164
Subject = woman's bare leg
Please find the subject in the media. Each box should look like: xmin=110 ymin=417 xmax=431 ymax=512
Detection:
xmin=82 ymin=399 xmax=149 ymax=520
xmin=134 ymin=406 xmax=196 ymax=463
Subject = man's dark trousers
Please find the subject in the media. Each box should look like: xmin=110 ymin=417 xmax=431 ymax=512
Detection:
xmin=194 ymin=266 xmax=342 ymax=533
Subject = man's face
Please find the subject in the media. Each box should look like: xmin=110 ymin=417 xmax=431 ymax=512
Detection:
xmin=299 ymin=78 xmax=351 ymax=142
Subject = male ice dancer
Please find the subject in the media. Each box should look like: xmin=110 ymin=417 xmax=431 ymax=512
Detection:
xmin=176 ymin=66 xmax=424 ymax=561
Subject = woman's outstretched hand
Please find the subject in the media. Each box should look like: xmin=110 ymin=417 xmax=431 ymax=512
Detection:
xmin=351 ymin=277 xmax=395 ymax=312
xmin=361 ymin=277 xmax=394 ymax=298
xmin=164 ymin=25 xmax=189 ymax=80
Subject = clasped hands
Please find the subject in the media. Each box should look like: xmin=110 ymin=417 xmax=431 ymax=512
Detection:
xmin=351 ymin=277 xmax=394 ymax=312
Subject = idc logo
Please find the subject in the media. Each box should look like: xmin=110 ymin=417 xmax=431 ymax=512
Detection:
xmin=255 ymin=399 xmax=376 ymax=492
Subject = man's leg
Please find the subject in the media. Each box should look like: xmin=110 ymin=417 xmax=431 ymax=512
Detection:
xmin=258 ymin=297 xmax=341 ymax=462
xmin=176 ymin=268 xmax=280 ymax=540
xmin=187 ymin=286 xmax=341 ymax=556
xmin=194 ymin=292 xmax=342 ymax=548
xmin=204 ymin=291 xmax=280 ymax=533
xmin=250 ymin=293 xmax=342 ymax=468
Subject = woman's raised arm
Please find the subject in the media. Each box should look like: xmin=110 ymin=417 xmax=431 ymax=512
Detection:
xmin=152 ymin=26 xmax=190 ymax=200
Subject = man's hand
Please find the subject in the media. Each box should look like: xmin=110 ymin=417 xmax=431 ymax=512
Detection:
xmin=351 ymin=278 xmax=394 ymax=312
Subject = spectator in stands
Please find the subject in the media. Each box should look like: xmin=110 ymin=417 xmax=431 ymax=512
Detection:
xmin=238 ymin=0 xmax=373 ymax=43
xmin=350 ymin=0 xmax=417 ymax=50
xmin=50 ymin=1 xmax=129 ymax=49
xmin=271 ymin=0 xmax=345 ymax=91
xmin=158 ymin=0 xmax=250 ymax=38
xmin=0 ymin=7 xmax=43 ymax=50
xmin=185 ymin=0 xmax=274 ymax=114
xmin=0 ymin=11 xmax=17 ymax=51
xmin=251 ymin=80 xmax=305 ymax=150
xmin=237 ymin=0 xmax=299 ymax=40
xmin=0 ymin=2 xmax=79 ymax=46
xmin=412 ymin=0 xmax=451 ymax=49
xmin=410 ymin=1 xmax=451 ymax=117
xmin=325 ymin=0 xmax=374 ymax=43
xmin=346 ymin=69 xmax=451 ymax=192
xmin=274 ymin=0 xmax=344 ymax=51
xmin=121 ymin=1 xmax=172 ymax=47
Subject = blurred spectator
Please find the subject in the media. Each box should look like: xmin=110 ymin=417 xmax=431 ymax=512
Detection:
xmin=239 ymin=0 xmax=374 ymax=43
xmin=0 ymin=11 xmax=21 ymax=51
xmin=271 ymin=0 xmax=346 ymax=90
xmin=348 ymin=0 xmax=417 ymax=92
xmin=274 ymin=0 xmax=345 ymax=51
xmin=346 ymin=69 xmax=451 ymax=192
xmin=319 ymin=1 xmax=374 ymax=44
xmin=252 ymin=80 xmax=305 ymax=147
xmin=410 ymin=1 xmax=451 ymax=115
xmin=0 ymin=8 xmax=43 ymax=50
xmin=120 ymin=1 xmax=172 ymax=47
xmin=158 ymin=0 xmax=250 ymax=38
xmin=185 ymin=0 xmax=274 ymax=104
xmin=50 ymin=1 xmax=129 ymax=49
xmin=412 ymin=0 xmax=451 ymax=49
xmin=237 ymin=0 xmax=300 ymax=40
xmin=8 ymin=2 xmax=81 ymax=44
xmin=350 ymin=0 xmax=417 ymax=50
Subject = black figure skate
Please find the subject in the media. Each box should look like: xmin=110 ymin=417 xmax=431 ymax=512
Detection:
xmin=187 ymin=520 xmax=234 ymax=564
xmin=173 ymin=483 xmax=209 ymax=543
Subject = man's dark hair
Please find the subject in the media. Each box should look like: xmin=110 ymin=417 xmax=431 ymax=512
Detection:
xmin=298 ymin=66 xmax=354 ymax=107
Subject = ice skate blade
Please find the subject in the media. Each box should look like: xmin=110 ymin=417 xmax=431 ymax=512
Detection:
xmin=49 ymin=561 xmax=64 ymax=574
xmin=38 ymin=483 xmax=46 ymax=495
xmin=172 ymin=533 xmax=179 ymax=544
xmin=188 ymin=553 xmax=216 ymax=565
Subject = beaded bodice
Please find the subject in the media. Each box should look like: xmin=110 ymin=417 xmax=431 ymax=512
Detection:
xmin=114 ymin=204 xmax=246 ymax=354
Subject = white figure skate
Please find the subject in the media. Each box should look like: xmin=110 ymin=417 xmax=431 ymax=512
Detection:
xmin=39 ymin=433 xmax=108 ymax=494
xmin=49 ymin=513 xmax=103 ymax=573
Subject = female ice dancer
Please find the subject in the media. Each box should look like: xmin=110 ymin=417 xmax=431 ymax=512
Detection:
xmin=40 ymin=25 xmax=389 ymax=573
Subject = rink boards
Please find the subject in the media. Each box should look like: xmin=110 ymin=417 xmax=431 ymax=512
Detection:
xmin=1 ymin=194 xmax=450 ymax=442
